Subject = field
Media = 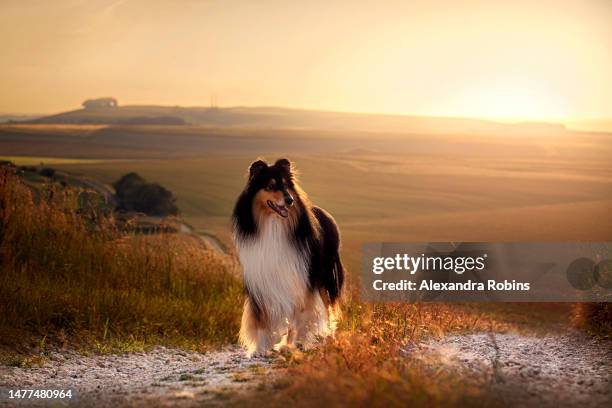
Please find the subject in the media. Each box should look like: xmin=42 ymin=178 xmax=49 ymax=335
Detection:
xmin=3 ymin=123 xmax=610 ymax=270
xmin=1 ymin=122 xmax=611 ymax=406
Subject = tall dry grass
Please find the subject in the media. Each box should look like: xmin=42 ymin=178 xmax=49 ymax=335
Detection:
xmin=250 ymin=298 xmax=571 ymax=407
xmin=0 ymin=169 xmax=242 ymax=351
xmin=572 ymin=303 xmax=612 ymax=336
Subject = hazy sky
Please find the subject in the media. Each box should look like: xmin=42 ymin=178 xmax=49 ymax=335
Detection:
xmin=1 ymin=0 xmax=611 ymax=120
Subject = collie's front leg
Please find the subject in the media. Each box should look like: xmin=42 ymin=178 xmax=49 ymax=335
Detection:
xmin=294 ymin=292 xmax=329 ymax=349
xmin=274 ymin=323 xmax=297 ymax=354
xmin=239 ymin=298 xmax=272 ymax=357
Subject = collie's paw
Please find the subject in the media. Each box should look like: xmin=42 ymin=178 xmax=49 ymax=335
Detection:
xmin=274 ymin=344 xmax=296 ymax=357
xmin=247 ymin=349 xmax=275 ymax=359
xmin=276 ymin=346 xmax=304 ymax=362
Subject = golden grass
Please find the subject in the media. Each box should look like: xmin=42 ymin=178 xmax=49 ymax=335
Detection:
xmin=0 ymin=169 xmax=243 ymax=353
xmin=572 ymin=303 xmax=612 ymax=337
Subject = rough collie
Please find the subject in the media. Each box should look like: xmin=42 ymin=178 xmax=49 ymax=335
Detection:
xmin=232 ymin=158 xmax=344 ymax=357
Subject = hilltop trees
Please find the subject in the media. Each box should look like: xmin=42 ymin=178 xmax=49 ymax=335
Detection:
xmin=82 ymin=97 xmax=118 ymax=109
xmin=113 ymin=172 xmax=178 ymax=216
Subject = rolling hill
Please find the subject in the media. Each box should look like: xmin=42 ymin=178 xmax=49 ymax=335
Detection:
xmin=28 ymin=105 xmax=567 ymax=135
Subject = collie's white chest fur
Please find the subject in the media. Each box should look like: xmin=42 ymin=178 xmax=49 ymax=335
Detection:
xmin=235 ymin=217 xmax=309 ymax=323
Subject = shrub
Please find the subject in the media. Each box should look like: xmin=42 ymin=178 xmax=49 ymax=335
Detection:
xmin=113 ymin=172 xmax=178 ymax=216
xmin=39 ymin=167 xmax=56 ymax=178
xmin=113 ymin=172 xmax=145 ymax=198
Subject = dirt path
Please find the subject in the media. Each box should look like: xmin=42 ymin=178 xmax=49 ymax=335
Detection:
xmin=420 ymin=332 xmax=611 ymax=408
xmin=0 ymin=346 xmax=277 ymax=407
xmin=2 ymin=332 xmax=610 ymax=407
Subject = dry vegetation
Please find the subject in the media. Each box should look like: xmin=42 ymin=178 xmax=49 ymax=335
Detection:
xmin=0 ymin=170 xmax=242 ymax=355
xmin=0 ymin=167 xmax=603 ymax=406
xmin=572 ymin=303 xmax=612 ymax=336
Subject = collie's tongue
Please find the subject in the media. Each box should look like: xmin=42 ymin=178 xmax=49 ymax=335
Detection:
xmin=267 ymin=200 xmax=289 ymax=218
xmin=277 ymin=206 xmax=289 ymax=217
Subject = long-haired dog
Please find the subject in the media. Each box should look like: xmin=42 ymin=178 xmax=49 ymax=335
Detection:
xmin=232 ymin=158 xmax=344 ymax=357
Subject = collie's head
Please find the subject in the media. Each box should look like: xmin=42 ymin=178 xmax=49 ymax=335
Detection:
xmin=233 ymin=158 xmax=309 ymax=237
xmin=248 ymin=158 xmax=297 ymax=220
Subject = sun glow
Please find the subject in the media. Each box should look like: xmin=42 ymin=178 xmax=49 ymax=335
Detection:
xmin=442 ymin=83 xmax=570 ymax=121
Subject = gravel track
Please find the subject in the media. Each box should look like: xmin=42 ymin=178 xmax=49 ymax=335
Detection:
xmin=0 ymin=346 xmax=276 ymax=407
xmin=1 ymin=332 xmax=610 ymax=407
xmin=421 ymin=332 xmax=611 ymax=407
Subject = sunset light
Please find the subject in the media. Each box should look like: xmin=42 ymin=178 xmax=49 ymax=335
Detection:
xmin=442 ymin=82 xmax=570 ymax=121
xmin=1 ymin=2 xmax=611 ymax=407
xmin=1 ymin=0 xmax=611 ymax=124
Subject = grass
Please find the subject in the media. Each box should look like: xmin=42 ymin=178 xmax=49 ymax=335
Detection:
xmin=0 ymin=169 xmax=243 ymax=357
xmin=572 ymin=303 xmax=612 ymax=337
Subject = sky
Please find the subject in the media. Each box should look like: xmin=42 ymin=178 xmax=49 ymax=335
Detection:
xmin=1 ymin=0 xmax=611 ymax=121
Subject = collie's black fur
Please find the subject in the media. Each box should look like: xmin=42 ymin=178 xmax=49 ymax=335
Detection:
xmin=232 ymin=158 xmax=344 ymax=355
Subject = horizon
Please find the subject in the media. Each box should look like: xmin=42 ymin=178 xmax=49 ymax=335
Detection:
xmin=2 ymin=102 xmax=612 ymax=133
xmin=1 ymin=0 xmax=611 ymax=122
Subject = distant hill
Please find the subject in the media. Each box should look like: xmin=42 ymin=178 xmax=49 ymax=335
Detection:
xmin=28 ymin=105 xmax=567 ymax=135
xmin=0 ymin=114 xmax=44 ymax=123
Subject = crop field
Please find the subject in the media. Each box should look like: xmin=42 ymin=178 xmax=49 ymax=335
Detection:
xmin=3 ymin=124 xmax=610 ymax=274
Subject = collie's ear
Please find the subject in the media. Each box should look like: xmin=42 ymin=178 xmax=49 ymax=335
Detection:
xmin=275 ymin=158 xmax=292 ymax=171
xmin=249 ymin=159 xmax=267 ymax=179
